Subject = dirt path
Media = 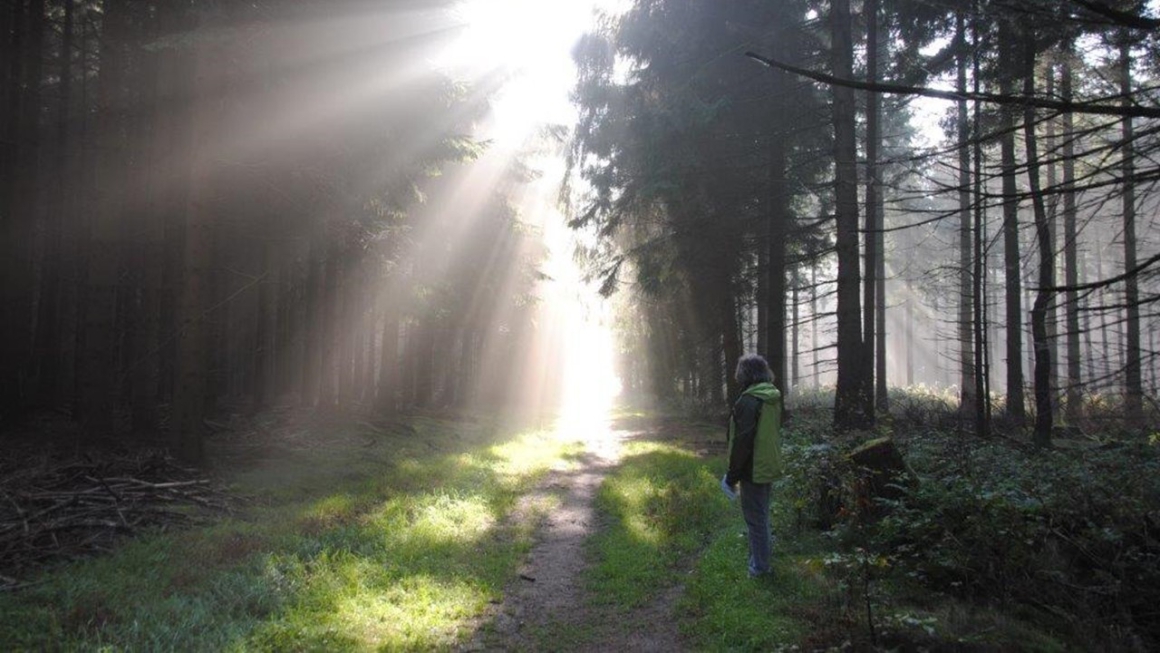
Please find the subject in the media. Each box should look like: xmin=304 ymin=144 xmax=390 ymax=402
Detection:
xmin=465 ymin=422 xmax=687 ymax=652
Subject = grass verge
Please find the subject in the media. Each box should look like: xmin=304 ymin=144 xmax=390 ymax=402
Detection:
xmin=0 ymin=415 xmax=581 ymax=651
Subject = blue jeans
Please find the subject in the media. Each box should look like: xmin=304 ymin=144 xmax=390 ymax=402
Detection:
xmin=740 ymin=480 xmax=772 ymax=576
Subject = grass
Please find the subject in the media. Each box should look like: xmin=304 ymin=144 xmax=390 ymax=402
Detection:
xmin=577 ymin=437 xmax=831 ymax=651
xmin=586 ymin=441 xmax=728 ymax=608
xmin=0 ymin=415 xmax=582 ymax=651
xmin=582 ymin=436 xmax=832 ymax=651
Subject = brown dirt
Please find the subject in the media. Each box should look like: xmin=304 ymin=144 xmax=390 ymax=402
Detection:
xmin=464 ymin=420 xmax=689 ymax=652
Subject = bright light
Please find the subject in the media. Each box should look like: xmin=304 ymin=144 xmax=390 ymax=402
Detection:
xmin=539 ymin=162 xmax=622 ymax=441
xmin=432 ymin=0 xmax=626 ymax=437
xmin=505 ymin=154 xmax=623 ymax=442
xmin=440 ymin=0 xmax=625 ymax=146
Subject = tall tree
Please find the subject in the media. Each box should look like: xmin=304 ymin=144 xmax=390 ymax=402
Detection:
xmin=1118 ymin=33 xmax=1143 ymax=425
xmin=866 ymin=0 xmax=887 ymax=412
xmin=172 ymin=11 xmax=221 ymax=464
xmin=33 ymin=0 xmax=73 ymax=407
xmin=1 ymin=0 xmax=45 ymax=424
xmin=1023 ymin=30 xmax=1056 ymax=447
xmin=765 ymin=30 xmax=791 ymax=398
xmin=971 ymin=3 xmax=991 ymax=438
xmin=1061 ymin=41 xmax=1083 ymax=422
xmin=831 ymin=0 xmax=870 ymax=429
xmin=998 ymin=18 xmax=1025 ymax=424
xmin=956 ymin=11 xmax=977 ymax=420
xmin=81 ymin=0 xmax=131 ymax=437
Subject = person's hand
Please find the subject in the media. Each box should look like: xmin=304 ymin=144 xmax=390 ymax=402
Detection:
xmin=720 ymin=474 xmax=737 ymax=500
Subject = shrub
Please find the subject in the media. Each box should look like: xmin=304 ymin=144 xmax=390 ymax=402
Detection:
xmin=876 ymin=436 xmax=1160 ymax=648
xmin=778 ymin=389 xmax=1160 ymax=647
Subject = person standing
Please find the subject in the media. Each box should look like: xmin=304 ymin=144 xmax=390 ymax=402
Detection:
xmin=723 ymin=354 xmax=784 ymax=578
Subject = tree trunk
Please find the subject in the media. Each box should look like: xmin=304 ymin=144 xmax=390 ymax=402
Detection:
xmin=318 ymin=250 xmax=339 ymax=409
xmin=2 ymin=0 xmax=45 ymax=424
xmin=81 ymin=0 xmax=128 ymax=438
xmin=1044 ymin=66 xmax=1059 ymax=403
xmin=955 ymin=12 xmax=976 ymax=420
xmin=0 ymin=0 xmax=15 ymax=225
xmin=971 ymin=7 xmax=990 ymax=437
xmin=1118 ymin=36 xmax=1143 ymax=425
xmin=31 ymin=0 xmax=73 ymax=408
xmin=757 ymin=226 xmax=768 ymax=358
xmin=336 ymin=254 xmax=353 ymax=406
xmin=905 ymin=298 xmax=914 ymax=387
xmin=278 ymin=258 xmax=302 ymax=399
xmin=792 ymin=281 xmax=801 ymax=391
xmin=172 ymin=21 xmax=219 ymax=465
xmin=0 ymin=0 xmax=18 ymax=417
xmin=864 ymin=0 xmax=883 ymax=415
xmin=766 ymin=126 xmax=788 ymax=396
xmin=253 ymin=240 xmax=274 ymax=411
xmin=413 ymin=316 xmax=434 ymax=408
xmin=377 ymin=288 xmax=399 ymax=413
xmin=811 ymin=263 xmax=820 ymax=388
xmin=831 ymin=0 xmax=868 ymax=429
xmin=154 ymin=1 xmax=194 ymax=407
xmin=1022 ymin=32 xmax=1054 ymax=447
xmin=1059 ymin=46 xmax=1082 ymax=422
xmin=722 ymin=281 xmax=742 ymax=405
xmin=70 ymin=3 xmax=92 ymax=420
xmin=130 ymin=11 xmax=163 ymax=434
xmin=354 ymin=265 xmax=372 ymax=405
xmin=998 ymin=19 xmax=1024 ymax=424
xmin=303 ymin=243 xmax=323 ymax=406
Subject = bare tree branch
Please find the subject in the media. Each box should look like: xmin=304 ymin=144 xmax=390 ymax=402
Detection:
xmin=1069 ymin=0 xmax=1160 ymax=30
xmin=1040 ymin=252 xmax=1160 ymax=292
xmin=744 ymin=51 xmax=1160 ymax=119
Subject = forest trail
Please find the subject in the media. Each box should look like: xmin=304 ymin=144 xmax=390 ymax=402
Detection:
xmin=468 ymin=420 xmax=686 ymax=652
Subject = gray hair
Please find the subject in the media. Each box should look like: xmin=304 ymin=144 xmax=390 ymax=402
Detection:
xmin=735 ymin=354 xmax=774 ymax=387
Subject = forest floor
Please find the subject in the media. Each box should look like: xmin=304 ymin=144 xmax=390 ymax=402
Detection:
xmin=0 ymin=406 xmax=1092 ymax=651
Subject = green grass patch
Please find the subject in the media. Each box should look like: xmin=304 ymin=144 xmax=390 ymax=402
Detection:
xmin=586 ymin=442 xmax=729 ymax=608
xmin=0 ymin=416 xmax=582 ymax=651
xmin=681 ymin=530 xmax=826 ymax=650
xmin=579 ymin=435 xmax=829 ymax=651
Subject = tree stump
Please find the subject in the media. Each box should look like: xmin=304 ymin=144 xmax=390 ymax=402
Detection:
xmin=848 ymin=437 xmax=915 ymax=520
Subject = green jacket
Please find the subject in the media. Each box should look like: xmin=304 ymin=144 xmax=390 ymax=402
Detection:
xmin=726 ymin=382 xmax=783 ymax=484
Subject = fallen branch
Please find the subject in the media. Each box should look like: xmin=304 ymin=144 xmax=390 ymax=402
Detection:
xmin=0 ymin=451 xmax=231 ymax=588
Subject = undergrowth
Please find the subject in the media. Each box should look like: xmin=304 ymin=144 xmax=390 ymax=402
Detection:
xmin=780 ymin=388 xmax=1160 ymax=651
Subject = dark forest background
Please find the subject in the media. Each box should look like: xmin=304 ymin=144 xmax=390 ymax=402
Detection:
xmin=1 ymin=0 xmax=559 ymax=464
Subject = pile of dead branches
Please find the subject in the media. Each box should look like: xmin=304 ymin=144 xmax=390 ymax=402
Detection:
xmin=0 ymin=451 xmax=231 ymax=589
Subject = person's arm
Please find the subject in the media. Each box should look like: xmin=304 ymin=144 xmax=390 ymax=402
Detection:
xmin=726 ymin=395 xmax=761 ymax=486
